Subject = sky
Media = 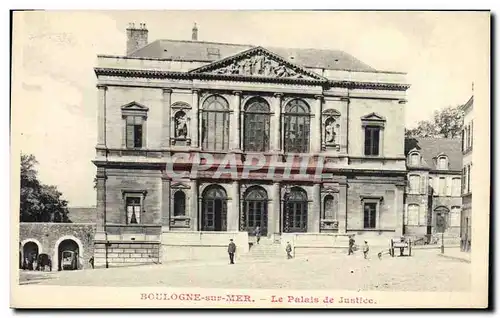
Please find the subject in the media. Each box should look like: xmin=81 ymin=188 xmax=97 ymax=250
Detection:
xmin=12 ymin=11 xmax=489 ymax=207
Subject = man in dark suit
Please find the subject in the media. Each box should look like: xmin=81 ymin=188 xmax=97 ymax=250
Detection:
xmin=228 ymin=239 xmax=236 ymax=264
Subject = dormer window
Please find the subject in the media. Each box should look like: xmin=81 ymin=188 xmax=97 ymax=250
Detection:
xmin=437 ymin=155 xmax=448 ymax=170
xmin=409 ymin=152 xmax=420 ymax=166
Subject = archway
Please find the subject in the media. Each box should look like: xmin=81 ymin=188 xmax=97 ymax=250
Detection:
xmin=241 ymin=186 xmax=268 ymax=235
xmin=201 ymin=185 xmax=228 ymax=231
xmin=434 ymin=206 xmax=450 ymax=233
xmin=22 ymin=240 xmax=40 ymax=270
xmin=54 ymin=236 xmax=84 ymax=271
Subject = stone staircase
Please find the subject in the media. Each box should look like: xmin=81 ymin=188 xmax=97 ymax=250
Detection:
xmin=239 ymin=237 xmax=283 ymax=261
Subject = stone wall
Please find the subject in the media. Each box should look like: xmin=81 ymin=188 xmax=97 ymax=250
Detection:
xmin=19 ymin=223 xmax=95 ymax=270
xmin=93 ymin=242 xmax=160 ymax=267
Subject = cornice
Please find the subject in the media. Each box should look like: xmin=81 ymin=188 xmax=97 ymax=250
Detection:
xmin=94 ymin=67 xmax=410 ymax=91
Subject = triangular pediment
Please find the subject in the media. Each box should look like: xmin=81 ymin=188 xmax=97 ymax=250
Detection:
xmin=189 ymin=47 xmax=326 ymax=81
xmin=121 ymin=101 xmax=149 ymax=112
xmin=361 ymin=112 xmax=386 ymax=121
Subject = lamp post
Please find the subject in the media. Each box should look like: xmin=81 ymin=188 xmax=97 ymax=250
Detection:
xmin=440 ymin=231 xmax=444 ymax=254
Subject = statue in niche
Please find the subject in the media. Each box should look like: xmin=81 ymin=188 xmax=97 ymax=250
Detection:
xmin=175 ymin=112 xmax=188 ymax=138
xmin=325 ymin=118 xmax=336 ymax=144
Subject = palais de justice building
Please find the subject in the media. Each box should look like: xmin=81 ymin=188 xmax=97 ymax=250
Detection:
xmin=92 ymin=23 xmax=411 ymax=266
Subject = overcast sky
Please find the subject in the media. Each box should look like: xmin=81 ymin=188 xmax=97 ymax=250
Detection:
xmin=13 ymin=11 xmax=489 ymax=207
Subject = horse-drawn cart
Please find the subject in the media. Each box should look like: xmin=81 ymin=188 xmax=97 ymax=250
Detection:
xmin=390 ymin=236 xmax=412 ymax=257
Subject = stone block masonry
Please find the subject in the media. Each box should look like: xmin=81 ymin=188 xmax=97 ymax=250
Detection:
xmin=94 ymin=242 xmax=160 ymax=268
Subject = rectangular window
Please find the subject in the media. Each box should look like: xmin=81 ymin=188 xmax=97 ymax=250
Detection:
xmin=406 ymin=204 xmax=419 ymax=226
xmin=408 ymin=175 xmax=420 ymax=194
xmin=461 ymin=129 xmax=465 ymax=152
xmin=451 ymin=178 xmax=461 ymax=197
xmin=439 ymin=177 xmax=446 ymax=196
xmin=467 ymin=165 xmax=471 ymax=193
xmin=451 ymin=206 xmax=461 ymax=227
xmin=471 ymin=120 xmax=473 ymax=148
xmin=126 ymin=116 xmax=143 ymax=148
xmin=428 ymin=177 xmax=433 ymax=194
xmin=364 ymin=126 xmax=380 ymax=156
xmin=126 ymin=197 xmax=141 ymax=224
xmin=363 ymin=202 xmax=377 ymax=229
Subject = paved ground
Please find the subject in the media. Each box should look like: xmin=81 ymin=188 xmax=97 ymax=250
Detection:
xmin=18 ymin=249 xmax=470 ymax=291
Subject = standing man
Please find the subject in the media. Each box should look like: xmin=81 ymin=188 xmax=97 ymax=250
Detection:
xmin=254 ymin=226 xmax=261 ymax=245
xmin=228 ymin=239 xmax=236 ymax=265
xmin=286 ymin=242 xmax=293 ymax=259
xmin=363 ymin=241 xmax=370 ymax=259
xmin=348 ymin=235 xmax=355 ymax=255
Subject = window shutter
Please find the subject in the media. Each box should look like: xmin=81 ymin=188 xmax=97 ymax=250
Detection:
xmin=373 ymin=128 xmax=380 ymax=156
xmin=364 ymin=128 xmax=371 ymax=155
xmin=126 ymin=124 xmax=134 ymax=148
xmin=446 ymin=177 xmax=452 ymax=196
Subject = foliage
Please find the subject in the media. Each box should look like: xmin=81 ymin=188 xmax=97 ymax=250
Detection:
xmin=405 ymin=105 xmax=464 ymax=139
xmin=20 ymin=154 xmax=71 ymax=223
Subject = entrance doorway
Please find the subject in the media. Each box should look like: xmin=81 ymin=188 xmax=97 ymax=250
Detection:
xmin=201 ymin=185 xmax=227 ymax=231
xmin=241 ymin=186 xmax=268 ymax=236
xmin=434 ymin=206 xmax=450 ymax=233
xmin=22 ymin=241 xmax=39 ymax=270
xmin=57 ymin=239 xmax=79 ymax=271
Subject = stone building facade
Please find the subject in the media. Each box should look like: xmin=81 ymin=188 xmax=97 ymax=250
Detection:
xmin=92 ymin=23 xmax=410 ymax=266
xmin=404 ymin=138 xmax=463 ymax=240
xmin=460 ymin=96 xmax=473 ymax=251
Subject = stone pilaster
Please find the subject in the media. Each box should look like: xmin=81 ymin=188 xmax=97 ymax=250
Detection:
xmin=95 ymin=167 xmax=107 ymax=241
xmin=271 ymin=93 xmax=282 ymax=152
xmin=270 ymin=182 xmax=281 ymax=237
xmin=161 ymin=175 xmax=171 ymax=232
xmin=311 ymin=95 xmax=323 ymax=153
xmin=191 ymin=89 xmax=199 ymax=148
xmin=308 ymin=183 xmax=321 ymax=232
xmin=338 ymin=182 xmax=348 ymax=233
xmin=162 ymin=89 xmax=172 ymax=148
xmin=96 ymin=85 xmax=107 ymax=148
xmin=191 ymin=179 xmax=198 ymax=231
xmin=395 ymin=183 xmax=405 ymax=236
xmin=231 ymin=91 xmax=242 ymax=151
xmin=228 ymin=180 xmax=240 ymax=231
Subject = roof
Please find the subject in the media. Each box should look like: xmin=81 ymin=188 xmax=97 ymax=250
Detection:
xmin=67 ymin=207 xmax=96 ymax=224
xmin=459 ymin=95 xmax=473 ymax=113
xmin=129 ymin=39 xmax=376 ymax=72
xmin=405 ymin=138 xmax=463 ymax=171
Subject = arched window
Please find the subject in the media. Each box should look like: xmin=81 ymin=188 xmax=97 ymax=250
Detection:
xmin=323 ymin=195 xmax=337 ymax=220
xmin=437 ymin=156 xmax=448 ymax=170
xmin=434 ymin=206 xmax=450 ymax=233
xmin=241 ymin=186 xmax=268 ymax=235
xmin=173 ymin=191 xmax=186 ymax=216
xmin=283 ymin=99 xmax=310 ymax=153
xmin=283 ymin=187 xmax=308 ymax=232
xmin=201 ymin=185 xmax=228 ymax=231
xmin=410 ymin=153 xmax=420 ymax=165
xmin=244 ymin=98 xmax=270 ymax=152
xmin=201 ymin=95 xmax=230 ymax=151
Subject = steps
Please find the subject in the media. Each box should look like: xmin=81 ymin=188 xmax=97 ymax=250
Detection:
xmin=240 ymin=238 xmax=284 ymax=261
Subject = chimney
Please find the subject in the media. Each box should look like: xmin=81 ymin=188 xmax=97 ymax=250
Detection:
xmin=126 ymin=22 xmax=148 ymax=55
xmin=192 ymin=23 xmax=198 ymax=41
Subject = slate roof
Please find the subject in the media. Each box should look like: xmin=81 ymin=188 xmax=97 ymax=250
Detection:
xmin=405 ymin=138 xmax=463 ymax=172
xmin=67 ymin=207 xmax=96 ymax=224
xmin=128 ymin=39 xmax=376 ymax=72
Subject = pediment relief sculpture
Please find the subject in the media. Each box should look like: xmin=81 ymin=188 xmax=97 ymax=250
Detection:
xmin=207 ymin=53 xmax=314 ymax=80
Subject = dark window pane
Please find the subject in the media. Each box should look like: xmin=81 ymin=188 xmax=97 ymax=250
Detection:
xmin=173 ymin=192 xmax=186 ymax=216
xmin=134 ymin=124 xmax=143 ymax=148
xmin=363 ymin=203 xmax=377 ymax=228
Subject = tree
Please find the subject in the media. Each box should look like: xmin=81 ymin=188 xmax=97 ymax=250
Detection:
xmin=405 ymin=105 xmax=464 ymax=138
xmin=20 ymin=153 xmax=71 ymax=223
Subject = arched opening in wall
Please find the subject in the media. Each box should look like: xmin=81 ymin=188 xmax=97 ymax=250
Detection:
xmin=434 ymin=206 xmax=450 ymax=234
xmin=22 ymin=242 xmax=39 ymax=270
xmin=201 ymin=185 xmax=228 ymax=231
xmin=241 ymin=186 xmax=268 ymax=236
xmin=58 ymin=239 xmax=79 ymax=271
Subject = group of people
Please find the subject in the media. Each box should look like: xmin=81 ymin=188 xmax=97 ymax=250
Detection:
xmin=227 ymin=230 xmax=370 ymax=265
xmin=348 ymin=235 xmax=370 ymax=259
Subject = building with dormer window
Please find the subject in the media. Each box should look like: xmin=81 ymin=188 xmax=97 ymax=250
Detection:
xmin=92 ymin=23 xmax=410 ymax=267
xmin=404 ymin=138 xmax=463 ymax=239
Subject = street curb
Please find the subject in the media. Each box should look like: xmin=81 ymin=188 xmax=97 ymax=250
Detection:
xmin=438 ymin=253 xmax=471 ymax=263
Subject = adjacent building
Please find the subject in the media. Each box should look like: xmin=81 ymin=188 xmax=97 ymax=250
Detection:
xmin=460 ymin=96 xmax=473 ymax=251
xmin=404 ymin=138 xmax=463 ymax=241
xmin=92 ymin=23 xmax=410 ymax=267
